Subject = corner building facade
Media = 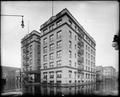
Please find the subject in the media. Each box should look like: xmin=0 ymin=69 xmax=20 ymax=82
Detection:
xmin=40 ymin=8 xmax=96 ymax=85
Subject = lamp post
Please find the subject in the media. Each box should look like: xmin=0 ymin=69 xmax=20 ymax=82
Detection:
xmin=1 ymin=14 xmax=25 ymax=28
xmin=112 ymin=32 xmax=119 ymax=50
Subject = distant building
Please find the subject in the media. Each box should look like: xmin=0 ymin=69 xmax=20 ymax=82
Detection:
xmin=96 ymin=66 xmax=104 ymax=81
xmin=40 ymin=8 xmax=96 ymax=85
xmin=114 ymin=71 xmax=118 ymax=80
xmin=103 ymin=66 xmax=116 ymax=80
xmin=21 ymin=30 xmax=41 ymax=83
xmin=15 ymin=69 xmax=21 ymax=83
xmin=1 ymin=66 xmax=20 ymax=91
xmin=96 ymin=66 xmax=117 ymax=81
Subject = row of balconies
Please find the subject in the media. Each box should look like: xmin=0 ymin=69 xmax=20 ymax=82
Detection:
xmin=78 ymin=49 xmax=84 ymax=56
xmin=78 ymin=41 xmax=84 ymax=47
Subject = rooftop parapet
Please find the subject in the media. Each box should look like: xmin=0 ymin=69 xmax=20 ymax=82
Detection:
xmin=40 ymin=8 xmax=96 ymax=44
xmin=21 ymin=30 xmax=40 ymax=42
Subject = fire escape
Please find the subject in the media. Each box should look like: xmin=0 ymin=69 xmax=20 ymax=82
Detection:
xmin=77 ymin=35 xmax=84 ymax=73
xmin=22 ymin=40 xmax=30 ymax=83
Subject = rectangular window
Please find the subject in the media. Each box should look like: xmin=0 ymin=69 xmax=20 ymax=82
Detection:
xmin=56 ymin=50 xmax=62 ymax=58
xmin=86 ymin=59 xmax=87 ymax=64
xmin=56 ymin=71 xmax=62 ymax=78
xmin=86 ymin=45 xmax=87 ymax=50
xmin=86 ymin=74 xmax=87 ymax=79
xmin=88 ymin=67 xmax=90 ymax=71
xmin=43 ymin=55 xmax=47 ymax=62
xmin=69 ymin=60 xmax=72 ymax=66
xmin=56 ymin=60 xmax=61 ymax=67
xmin=91 ymin=62 xmax=92 ymax=66
xmin=88 ymin=60 xmax=90 ymax=65
xmin=69 ymin=41 xmax=72 ymax=48
xmin=78 ymin=28 xmax=81 ymax=33
xmin=49 ymin=34 xmax=54 ymax=42
xmin=49 ymin=24 xmax=54 ymax=31
xmin=43 ymin=38 xmax=47 ymax=45
xmin=91 ymin=55 xmax=92 ymax=60
xmin=43 ymin=74 xmax=47 ymax=79
xmin=49 ymin=43 xmax=54 ymax=51
xmin=92 ymin=50 xmax=94 ymax=55
xmin=50 ymin=62 xmax=54 ymax=68
xmin=88 ymin=53 xmax=90 ymax=58
xmin=57 ymin=40 xmax=62 ymax=48
xmin=78 ymin=74 xmax=80 ymax=78
xmin=43 ymin=63 xmax=47 ymax=69
xmin=69 ymin=70 xmax=72 ymax=78
xmin=49 ymin=72 xmax=54 ymax=78
xmin=56 ymin=30 xmax=62 ymax=39
xmin=69 ymin=50 xmax=72 ymax=58
xmin=86 ymin=52 xmax=87 ymax=57
xmin=30 ymin=45 xmax=32 ymax=51
xmin=49 ymin=53 xmax=54 ymax=60
xmin=88 ymin=47 xmax=90 ymax=52
xmin=69 ymin=31 xmax=72 ymax=38
xmin=91 ymin=49 xmax=92 ymax=54
xmin=69 ymin=80 xmax=72 ymax=83
xmin=30 ymin=59 xmax=32 ymax=65
xmin=75 ymin=53 xmax=76 ymax=58
xmin=56 ymin=19 xmax=62 ymax=26
xmin=75 ymin=35 xmax=77 ymax=41
xmin=75 ymin=25 xmax=77 ymax=31
xmin=69 ymin=19 xmax=72 ymax=25
xmin=43 ymin=46 xmax=47 ymax=53
xmin=94 ymin=51 xmax=95 ymax=56
xmin=29 ymin=52 xmax=32 ymax=58
xmin=37 ymin=45 xmax=40 ymax=54
xmin=37 ymin=36 xmax=40 ymax=41
xmin=43 ymin=28 xmax=47 ymax=34
xmin=74 ymin=72 xmax=76 ymax=78
xmin=86 ymin=66 xmax=87 ymax=71
xmin=75 ymin=62 xmax=76 ymax=67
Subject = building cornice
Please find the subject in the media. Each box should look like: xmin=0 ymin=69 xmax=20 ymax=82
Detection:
xmin=21 ymin=30 xmax=41 ymax=43
xmin=21 ymin=40 xmax=40 ymax=48
xmin=40 ymin=8 xmax=96 ymax=44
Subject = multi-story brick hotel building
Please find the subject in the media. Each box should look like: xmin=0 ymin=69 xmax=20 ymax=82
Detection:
xmin=21 ymin=30 xmax=41 ymax=82
xmin=40 ymin=8 xmax=96 ymax=85
xmin=21 ymin=8 xmax=96 ymax=85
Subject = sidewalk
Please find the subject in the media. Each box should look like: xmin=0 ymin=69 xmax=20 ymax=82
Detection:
xmin=1 ymin=89 xmax=22 ymax=96
xmin=93 ymin=90 xmax=118 ymax=96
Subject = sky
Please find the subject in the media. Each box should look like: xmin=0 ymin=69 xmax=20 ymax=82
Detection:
xmin=1 ymin=1 xmax=119 ymax=71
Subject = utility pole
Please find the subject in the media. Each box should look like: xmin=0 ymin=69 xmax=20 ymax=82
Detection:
xmin=1 ymin=14 xmax=25 ymax=28
xmin=52 ymin=0 xmax=54 ymax=16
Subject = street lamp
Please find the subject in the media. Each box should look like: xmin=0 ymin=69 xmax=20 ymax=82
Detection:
xmin=21 ymin=16 xmax=24 ymax=28
xmin=1 ymin=14 xmax=25 ymax=28
xmin=112 ymin=35 xmax=119 ymax=50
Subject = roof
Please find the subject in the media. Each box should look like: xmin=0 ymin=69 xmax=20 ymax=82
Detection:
xmin=40 ymin=8 xmax=96 ymax=44
xmin=21 ymin=30 xmax=40 ymax=42
xmin=2 ymin=66 xmax=20 ymax=72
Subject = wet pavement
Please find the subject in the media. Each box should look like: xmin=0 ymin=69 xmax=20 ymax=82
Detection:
xmin=2 ymin=79 xmax=118 ymax=96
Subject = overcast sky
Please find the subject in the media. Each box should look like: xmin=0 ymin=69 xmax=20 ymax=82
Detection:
xmin=1 ymin=1 xmax=119 ymax=71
